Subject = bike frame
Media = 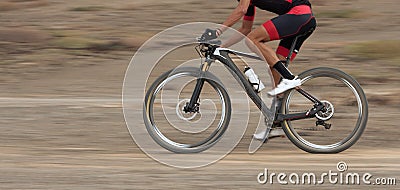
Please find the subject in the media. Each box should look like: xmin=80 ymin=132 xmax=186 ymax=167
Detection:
xmin=217 ymin=49 xmax=324 ymax=122
xmin=185 ymin=33 xmax=324 ymax=123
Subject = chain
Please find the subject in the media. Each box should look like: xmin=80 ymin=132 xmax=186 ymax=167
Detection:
xmin=284 ymin=109 xmax=330 ymax=131
xmin=288 ymin=110 xmax=309 ymax=113
xmin=294 ymin=127 xmax=328 ymax=131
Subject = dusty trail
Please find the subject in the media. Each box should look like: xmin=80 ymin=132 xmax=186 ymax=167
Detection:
xmin=0 ymin=0 xmax=399 ymax=189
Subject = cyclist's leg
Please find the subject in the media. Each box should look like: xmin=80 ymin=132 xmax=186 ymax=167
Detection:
xmin=246 ymin=13 xmax=314 ymax=63
xmin=251 ymin=11 xmax=316 ymax=139
xmin=274 ymin=30 xmax=315 ymax=86
xmin=275 ymin=16 xmax=316 ymax=88
xmin=246 ymin=13 xmax=315 ymax=87
xmin=245 ymin=23 xmax=296 ymax=89
xmin=245 ymin=27 xmax=280 ymax=66
xmin=276 ymin=29 xmax=315 ymax=62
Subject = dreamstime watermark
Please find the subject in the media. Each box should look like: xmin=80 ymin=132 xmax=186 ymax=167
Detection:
xmin=257 ymin=162 xmax=397 ymax=186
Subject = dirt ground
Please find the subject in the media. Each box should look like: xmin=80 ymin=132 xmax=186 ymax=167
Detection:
xmin=0 ymin=0 xmax=399 ymax=189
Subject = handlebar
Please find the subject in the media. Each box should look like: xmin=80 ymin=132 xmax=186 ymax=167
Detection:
xmin=197 ymin=37 xmax=222 ymax=46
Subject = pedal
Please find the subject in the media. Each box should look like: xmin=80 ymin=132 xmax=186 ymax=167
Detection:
xmin=323 ymin=123 xmax=332 ymax=130
xmin=316 ymin=120 xmax=332 ymax=129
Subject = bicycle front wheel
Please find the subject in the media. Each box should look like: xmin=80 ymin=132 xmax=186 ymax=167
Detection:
xmin=282 ymin=67 xmax=368 ymax=153
xmin=144 ymin=67 xmax=231 ymax=153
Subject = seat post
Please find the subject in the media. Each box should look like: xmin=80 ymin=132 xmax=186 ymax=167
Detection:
xmin=285 ymin=36 xmax=299 ymax=67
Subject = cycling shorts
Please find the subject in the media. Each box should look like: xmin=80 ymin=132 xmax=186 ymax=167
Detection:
xmin=262 ymin=5 xmax=316 ymax=60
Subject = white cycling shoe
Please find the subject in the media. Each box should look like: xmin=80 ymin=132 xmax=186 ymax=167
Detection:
xmin=267 ymin=77 xmax=301 ymax=96
xmin=253 ymin=128 xmax=286 ymax=140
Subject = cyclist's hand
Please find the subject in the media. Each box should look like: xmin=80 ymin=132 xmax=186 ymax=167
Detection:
xmin=199 ymin=28 xmax=219 ymax=42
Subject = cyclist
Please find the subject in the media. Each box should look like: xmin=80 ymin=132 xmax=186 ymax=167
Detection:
xmin=203 ymin=0 xmax=316 ymax=139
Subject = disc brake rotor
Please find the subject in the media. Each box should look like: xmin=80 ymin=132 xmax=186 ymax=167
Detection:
xmin=315 ymin=100 xmax=334 ymax=121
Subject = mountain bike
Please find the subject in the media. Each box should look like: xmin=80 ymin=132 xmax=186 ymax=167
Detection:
xmin=143 ymin=29 xmax=368 ymax=154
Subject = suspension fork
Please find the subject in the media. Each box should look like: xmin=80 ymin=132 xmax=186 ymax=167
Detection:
xmin=183 ymin=59 xmax=212 ymax=113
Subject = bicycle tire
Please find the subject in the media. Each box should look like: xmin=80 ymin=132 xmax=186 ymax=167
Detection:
xmin=143 ymin=67 xmax=231 ymax=153
xmin=281 ymin=67 xmax=368 ymax=153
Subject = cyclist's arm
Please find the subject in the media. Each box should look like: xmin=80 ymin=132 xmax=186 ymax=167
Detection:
xmin=218 ymin=0 xmax=251 ymax=33
xmin=239 ymin=19 xmax=253 ymax=35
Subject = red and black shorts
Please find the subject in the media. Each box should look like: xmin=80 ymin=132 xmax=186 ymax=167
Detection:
xmin=262 ymin=5 xmax=316 ymax=60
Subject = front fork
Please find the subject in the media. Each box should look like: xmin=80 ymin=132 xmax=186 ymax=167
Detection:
xmin=183 ymin=58 xmax=212 ymax=113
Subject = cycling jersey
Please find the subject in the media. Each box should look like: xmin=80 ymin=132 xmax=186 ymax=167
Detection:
xmin=253 ymin=0 xmax=311 ymax=15
xmin=242 ymin=0 xmax=312 ymax=21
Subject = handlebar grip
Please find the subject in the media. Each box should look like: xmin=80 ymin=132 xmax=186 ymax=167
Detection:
xmin=207 ymin=40 xmax=221 ymax=45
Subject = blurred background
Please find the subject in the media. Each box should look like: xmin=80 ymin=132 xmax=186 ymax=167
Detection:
xmin=0 ymin=0 xmax=399 ymax=189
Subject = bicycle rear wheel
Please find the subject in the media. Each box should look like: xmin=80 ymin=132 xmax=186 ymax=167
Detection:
xmin=282 ymin=67 xmax=368 ymax=153
xmin=144 ymin=67 xmax=231 ymax=153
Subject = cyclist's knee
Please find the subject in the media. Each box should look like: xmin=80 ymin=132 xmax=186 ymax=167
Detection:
xmin=245 ymin=36 xmax=256 ymax=48
xmin=276 ymin=53 xmax=286 ymax=61
xmin=247 ymin=26 xmax=272 ymax=43
xmin=246 ymin=32 xmax=260 ymax=43
xmin=245 ymin=31 xmax=263 ymax=48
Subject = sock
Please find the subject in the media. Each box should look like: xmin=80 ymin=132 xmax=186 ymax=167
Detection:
xmin=273 ymin=61 xmax=295 ymax=80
